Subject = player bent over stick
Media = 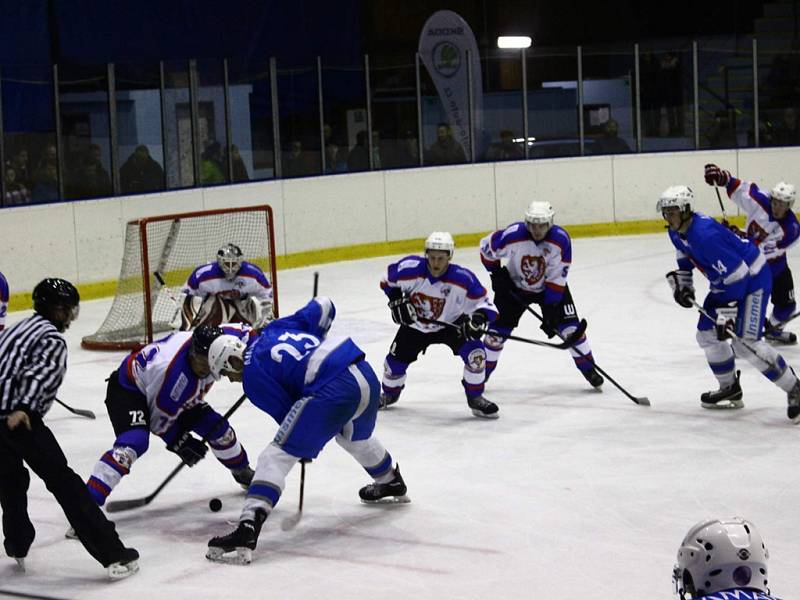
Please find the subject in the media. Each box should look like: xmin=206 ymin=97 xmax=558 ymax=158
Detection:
xmin=704 ymin=163 xmax=800 ymax=344
xmin=379 ymin=231 xmax=500 ymax=418
xmin=83 ymin=325 xmax=256 ymax=508
xmin=480 ymin=201 xmax=603 ymax=389
xmin=659 ymin=185 xmax=800 ymax=422
xmin=206 ymin=297 xmax=408 ymax=565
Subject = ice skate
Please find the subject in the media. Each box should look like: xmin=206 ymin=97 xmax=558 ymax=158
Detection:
xmin=206 ymin=511 xmax=266 ymax=565
xmin=467 ymin=395 xmax=499 ymax=419
xmin=359 ymin=465 xmax=410 ymax=504
xmin=581 ymin=367 xmax=604 ymax=389
xmin=107 ymin=547 xmax=139 ymax=580
xmin=701 ymin=371 xmax=743 ymax=409
xmin=378 ymin=392 xmax=398 ymax=410
xmin=787 ymin=379 xmax=800 ymax=424
xmin=232 ymin=466 xmax=254 ymax=490
xmin=764 ymin=327 xmax=797 ymax=345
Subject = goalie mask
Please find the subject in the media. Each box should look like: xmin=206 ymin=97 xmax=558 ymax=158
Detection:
xmin=672 ymin=517 xmax=769 ymax=599
xmin=207 ymin=334 xmax=246 ymax=381
xmin=424 ymin=231 xmax=455 ymax=258
xmin=217 ymin=243 xmax=243 ymax=280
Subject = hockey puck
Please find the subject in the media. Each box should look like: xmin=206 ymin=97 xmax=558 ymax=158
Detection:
xmin=209 ymin=498 xmax=222 ymax=512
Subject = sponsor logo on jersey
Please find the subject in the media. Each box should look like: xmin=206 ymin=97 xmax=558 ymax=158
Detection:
xmin=520 ymin=255 xmax=545 ymax=286
xmin=170 ymin=373 xmax=188 ymax=402
xmin=410 ymin=293 xmax=446 ymax=320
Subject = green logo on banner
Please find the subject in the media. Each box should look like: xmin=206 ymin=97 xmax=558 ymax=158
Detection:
xmin=432 ymin=41 xmax=460 ymax=78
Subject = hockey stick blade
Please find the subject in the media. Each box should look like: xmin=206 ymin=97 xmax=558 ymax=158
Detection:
xmin=105 ymin=497 xmax=151 ymax=513
xmin=280 ymin=511 xmax=302 ymax=531
xmin=55 ymin=398 xmax=96 ymax=419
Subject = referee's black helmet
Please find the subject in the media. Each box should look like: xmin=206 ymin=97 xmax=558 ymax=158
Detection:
xmin=32 ymin=278 xmax=80 ymax=327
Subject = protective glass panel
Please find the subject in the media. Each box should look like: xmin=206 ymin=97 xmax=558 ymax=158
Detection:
xmin=477 ymin=49 xmax=524 ymax=163
xmin=227 ymin=58 xmax=273 ymax=182
xmin=369 ymin=56 xmax=419 ymax=170
xmin=277 ymin=63 xmax=321 ymax=178
xmin=757 ymin=41 xmax=800 ymax=148
xmin=323 ymin=60 xmax=367 ymax=173
xmin=162 ymin=60 xmax=194 ymax=189
xmin=196 ymin=59 xmax=229 ymax=186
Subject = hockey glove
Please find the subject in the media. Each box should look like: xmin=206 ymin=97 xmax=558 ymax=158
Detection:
xmin=489 ymin=267 xmax=514 ymax=294
xmin=760 ymin=240 xmax=778 ymax=259
xmin=168 ymin=431 xmax=208 ymax=466
xmin=389 ymin=297 xmax=417 ymax=326
xmin=540 ymin=303 xmax=561 ymax=338
xmin=720 ymin=219 xmax=746 ymax=238
xmin=666 ymin=270 xmax=695 ymax=309
xmin=456 ymin=312 xmax=489 ymax=341
xmin=704 ymin=163 xmax=731 ymax=187
xmin=714 ymin=302 xmax=738 ymax=341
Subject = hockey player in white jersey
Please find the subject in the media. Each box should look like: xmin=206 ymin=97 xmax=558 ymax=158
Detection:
xmin=705 ymin=163 xmax=800 ymax=344
xmin=380 ymin=232 xmax=500 ymax=418
xmin=673 ymin=517 xmax=782 ymax=599
xmin=479 ymin=201 xmax=603 ymax=388
xmin=85 ymin=325 xmax=256 ymax=507
xmin=181 ymin=243 xmax=274 ymax=330
xmin=659 ymin=185 xmax=800 ymax=422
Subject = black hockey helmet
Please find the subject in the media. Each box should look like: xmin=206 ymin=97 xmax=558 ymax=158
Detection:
xmin=191 ymin=324 xmax=225 ymax=357
xmin=32 ymin=278 xmax=80 ymax=330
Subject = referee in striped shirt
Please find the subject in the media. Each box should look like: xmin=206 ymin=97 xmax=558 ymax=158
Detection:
xmin=0 ymin=278 xmax=139 ymax=579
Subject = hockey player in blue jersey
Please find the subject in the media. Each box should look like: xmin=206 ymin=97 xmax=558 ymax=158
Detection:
xmin=379 ymin=231 xmax=500 ymax=418
xmin=705 ymin=164 xmax=800 ymax=344
xmin=659 ymin=185 xmax=800 ymax=422
xmin=205 ymin=297 xmax=407 ymax=565
xmin=479 ymin=201 xmax=603 ymax=388
xmin=673 ymin=517 xmax=781 ymax=599
xmin=0 ymin=271 xmax=8 ymax=331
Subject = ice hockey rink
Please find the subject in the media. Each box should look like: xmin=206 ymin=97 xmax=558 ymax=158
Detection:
xmin=2 ymin=231 xmax=799 ymax=599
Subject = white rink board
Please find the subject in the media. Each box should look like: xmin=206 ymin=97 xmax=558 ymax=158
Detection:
xmin=3 ymin=147 xmax=800 ymax=292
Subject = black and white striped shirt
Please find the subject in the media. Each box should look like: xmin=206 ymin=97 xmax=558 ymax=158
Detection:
xmin=0 ymin=314 xmax=68 ymax=416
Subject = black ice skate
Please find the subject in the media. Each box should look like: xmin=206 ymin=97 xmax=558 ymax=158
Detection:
xmin=787 ymin=379 xmax=800 ymax=424
xmin=467 ymin=395 xmax=499 ymax=419
xmin=701 ymin=371 xmax=743 ymax=409
xmin=107 ymin=547 xmax=140 ymax=580
xmin=232 ymin=466 xmax=254 ymax=490
xmin=581 ymin=367 xmax=604 ymax=389
xmin=764 ymin=327 xmax=798 ymax=345
xmin=379 ymin=393 xmax=399 ymax=410
xmin=359 ymin=465 xmax=410 ymax=504
xmin=206 ymin=510 xmax=266 ymax=565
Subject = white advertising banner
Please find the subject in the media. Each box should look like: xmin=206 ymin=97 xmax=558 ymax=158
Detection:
xmin=418 ymin=10 xmax=483 ymax=159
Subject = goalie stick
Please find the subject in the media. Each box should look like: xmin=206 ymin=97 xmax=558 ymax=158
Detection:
xmin=105 ymin=393 xmax=248 ymax=513
xmin=281 ymin=270 xmax=319 ymax=531
xmin=54 ymin=397 xmax=96 ymax=419
xmin=510 ymin=292 xmax=650 ymax=406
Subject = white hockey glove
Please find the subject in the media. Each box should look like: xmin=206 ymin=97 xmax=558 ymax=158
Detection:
xmin=666 ymin=270 xmax=695 ymax=309
xmin=714 ymin=302 xmax=738 ymax=340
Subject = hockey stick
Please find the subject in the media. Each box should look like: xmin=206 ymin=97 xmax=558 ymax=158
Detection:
xmin=105 ymin=393 xmax=248 ymax=513
xmin=154 ymin=271 xmax=183 ymax=328
xmin=714 ymin=186 xmax=727 ymax=217
xmin=419 ymin=316 xmax=587 ymax=349
xmin=510 ymin=292 xmax=650 ymax=406
xmin=281 ymin=271 xmax=319 ymax=531
xmin=55 ymin=397 xmax=96 ymax=419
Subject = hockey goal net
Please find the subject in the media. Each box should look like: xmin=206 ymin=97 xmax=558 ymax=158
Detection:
xmin=82 ymin=205 xmax=278 ymax=350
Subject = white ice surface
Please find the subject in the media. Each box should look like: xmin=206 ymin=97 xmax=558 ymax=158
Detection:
xmin=2 ymin=233 xmax=799 ymax=599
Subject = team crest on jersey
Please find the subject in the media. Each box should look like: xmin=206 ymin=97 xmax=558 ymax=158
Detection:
xmin=411 ymin=293 xmax=445 ymax=320
xmin=519 ymin=255 xmax=546 ymax=286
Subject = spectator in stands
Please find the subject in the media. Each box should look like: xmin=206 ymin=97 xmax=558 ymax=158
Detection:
xmin=31 ymin=163 xmax=59 ymax=203
xmin=485 ymin=129 xmax=523 ymax=161
xmin=706 ymin=110 xmax=738 ymax=148
xmin=4 ymin=166 xmax=31 ymax=205
xmin=324 ymin=141 xmax=347 ymax=173
xmin=227 ymin=145 xmax=250 ymax=182
xmin=425 ymin=122 xmax=466 ymax=165
xmin=35 ymin=143 xmax=57 ymax=174
xmin=201 ymin=141 xmax=225 ymax=185
xmin=10 ymin=149 xmax=32 ymax=190
xmin=774 ymin=107 xmax=800 ymax=146
xmin=594 ymin=119 xmax=632 ymax=154
xmin=74 ymin=144 xmax=111 ymax=198
xmin=120 ymin=145 xmax=165 ymax=194
xmin=346 ymin=131 xmax=370 ymax=172
xmin=389 ymin=129 xmax=420 ymax=168
xmin=284 ymin=140 xmax=315 ymax=177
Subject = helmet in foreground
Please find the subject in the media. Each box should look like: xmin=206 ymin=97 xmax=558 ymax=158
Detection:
xmin=672 ymin=517 xmax=769 ymax=599
xmin=657 ymin=185 xmax=694 ymax=213
xmin=217 ymin=243 xmax=244 ymax=280
xmin=771 ymin=181 xmax=796 ymax=208
xmin=424 ymin=231 xmax=455 ymax=258
xmin=207 ymin=334 xmax=246 ymax=381
xmin=524 ymin=201 xmax=555 ymax=229
xmin=191 ymin=324 xmax=224 ymax=357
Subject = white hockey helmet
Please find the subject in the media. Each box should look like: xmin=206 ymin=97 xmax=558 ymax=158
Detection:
xmin=771 ymin=181 xmax=796 ymax=207
xmin=657 ymin=185 xmax=694 ymax=213
xmin=217 ymin=243 xmax=243 ymax=280
xmin=424 ymin=231 xmax=455 ymax=257
xmin=524 ymin=201 xmax=555 ymax=228
xmin=207 ymin=334 xmax=246 ymax=381
xmin=672 ymin=517 xmax=769 ymax=599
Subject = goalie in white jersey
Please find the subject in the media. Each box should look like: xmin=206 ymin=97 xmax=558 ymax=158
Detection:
xmin=181 ymin=243 xmax=274 ymax=330
xmin=379 ymin=232 xmax=500 ymax=418
xmin=705 ymin=163 xmax=800 ymax=344
xmin=479 ymin=201 xmax=603 ymax=388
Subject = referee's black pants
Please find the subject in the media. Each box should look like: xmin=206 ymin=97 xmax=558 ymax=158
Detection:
xmin=0 ymin=413 xmax=127 ymax=567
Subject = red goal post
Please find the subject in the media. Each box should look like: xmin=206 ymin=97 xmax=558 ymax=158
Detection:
xmin=82 ymin=205 xmax=279 ymax=351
